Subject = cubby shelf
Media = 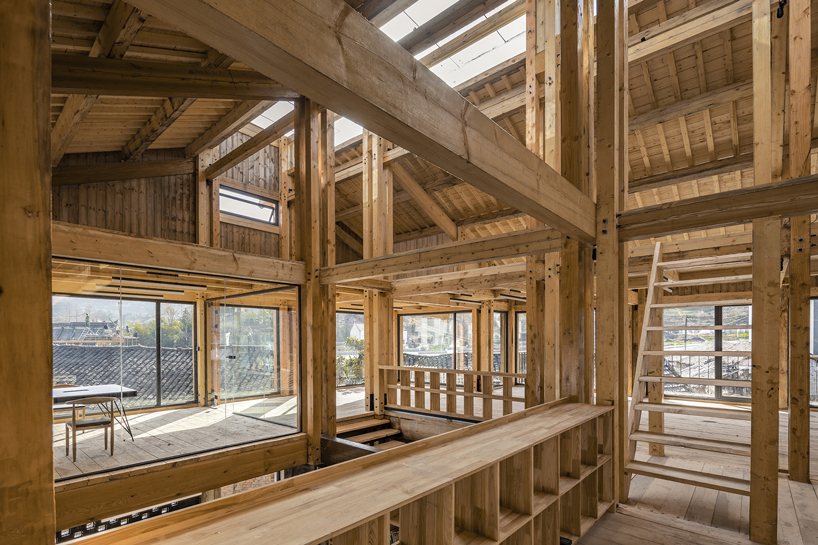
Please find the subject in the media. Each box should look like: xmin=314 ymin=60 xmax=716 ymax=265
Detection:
xmin=396 ymin=404 xmax=614 ymax=545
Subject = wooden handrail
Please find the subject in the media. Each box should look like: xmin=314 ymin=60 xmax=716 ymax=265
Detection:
xmin=379 ymin=364 xmax=526 ymax=379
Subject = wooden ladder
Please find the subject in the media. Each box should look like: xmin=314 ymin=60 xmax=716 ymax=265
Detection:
xmin=626 ymin=242 xmax=754 ymax=497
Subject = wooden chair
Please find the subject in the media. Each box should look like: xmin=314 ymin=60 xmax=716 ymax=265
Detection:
xmin=53 ymin=384 xmax=85 ymax=419
xmin=65 ymin=397 xmax=116 ymax=462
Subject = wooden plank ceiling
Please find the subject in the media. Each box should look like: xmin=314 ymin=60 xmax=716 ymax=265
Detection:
xmin=50 ymin=0 xmax=815 ymax=258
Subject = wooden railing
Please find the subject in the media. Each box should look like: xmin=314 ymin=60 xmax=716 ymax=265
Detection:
xmin=78 ymin=400 xmax=614 ymax=545
xmin=380 ymin=365 xmax=526 ymax=420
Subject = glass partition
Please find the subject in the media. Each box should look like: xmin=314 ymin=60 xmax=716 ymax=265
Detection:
xmin=51 ymin=258 xmax=299 ymax=482
xmin=516 ymin=312 xmax=526 ymax=375
xmin=336 ymin=312 xmax=365 ymax=387
xmin=401 ymin=313 xmax=455 ymax=369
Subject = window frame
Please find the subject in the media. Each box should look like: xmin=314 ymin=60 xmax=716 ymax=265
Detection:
xmin=218 ymin=186 xmax=279 ymax=227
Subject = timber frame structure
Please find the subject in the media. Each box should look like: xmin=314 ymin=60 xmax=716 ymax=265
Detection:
xmin=2 ymin=0 xmax=818 ymax=543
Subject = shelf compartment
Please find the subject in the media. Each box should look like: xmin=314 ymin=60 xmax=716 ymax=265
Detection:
xmin=533 ymin=501 xmax=559 ymax=545
xmin=559 ymin=482 xmax=581 ymax=538
xmin=399 ymin=484 xmax=454 ymax=545
xmin=455 ymin=463 xmax=500 ymax=542
xmin=500 ymin=520 xmax=532 ymax=545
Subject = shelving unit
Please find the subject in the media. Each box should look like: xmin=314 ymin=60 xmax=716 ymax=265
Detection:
xmin=78 ymin=401 xmax=613 ymax=545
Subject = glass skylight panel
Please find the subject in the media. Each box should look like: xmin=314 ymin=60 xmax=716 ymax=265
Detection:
xmin=380 ymin=11 xmax=417 ymax=41
xmin=334 ymin=117 xmax=363 ymax=145
xmin=496 ymin=15 xmax=525 ymax=42
xmin=250 ymin=101 xmax=294 ymax=130
xmin=404 ymin=0 xmax=459 ymax=27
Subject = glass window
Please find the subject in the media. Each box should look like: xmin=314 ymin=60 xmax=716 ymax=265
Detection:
xmin=401 ymin=314 xmax=455 ymax=369
xmin=336 ymin=312 xmax=365 ymax=387
xmin=516 ymin=312 xmax=526 ymax=376
xmin=808 ymin=299 xmax=818 ymax=408
xmin=455 ymin=313 xmax=473 ymax=371
xmin=219 ymin=187 xmax=278 ymax=225
xmin=493 ymin=311 xmax=507 ymax=374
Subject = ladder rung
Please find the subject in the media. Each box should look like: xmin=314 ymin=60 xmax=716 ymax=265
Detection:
xmin=629 ymin=431 xmax=751 ymax=457
xmin=634 ymin=402 xmax=751 ymax=421
xmin=658 ymin=253 xmax=753 ymax=269
xmin=625 ymin=461 xmax=750 ymax=496
xmin=654 ymin=275 xmax=753 ymax=288
xmin=639 ymin=376 xmax=751 ymax=388
xmin=646 ymin=325 xmax=751 ymax=331
xmin=651 ymin=299 xmax=752 ymax=308
xmin=643 ymin=351 xmax=751 ymax=357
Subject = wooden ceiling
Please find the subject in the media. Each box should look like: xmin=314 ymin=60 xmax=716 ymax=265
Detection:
xmin=50 ymin=0 xmax=812 ymax=257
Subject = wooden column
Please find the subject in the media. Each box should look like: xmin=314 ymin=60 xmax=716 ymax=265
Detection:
xmin=294 ymin=97 xmax=322 ymax=464
xmin=544 ymin=253 xmax=559 ymax=401
xmin=196 ymin=150 xmax=212 ymax=246
xmin=559 ymin=0 xmax=592 ymax=402
xmin=195 ymin=296 xmax=208 ymax=406
xmin=362 ymin=130 xmax=392 ymax=414
xmin=320 ymin=110 xmax=337 ymax=436
xmin=617 ymin=0 xmax=630 ymax=502
xmin=0 ymin=0 xmax=55 ymax=541
xmin=595 ymin=0 xmax=621 ymax=507
xmin=479 ymin=301 xmax=494 ymax=418
xmin=750 ymin=0 xmax=779 ymax=540
xmin=279 ymin=136 xmax=291 ymax=261
xmin=788 ymin=0 xmax=812 ymax=484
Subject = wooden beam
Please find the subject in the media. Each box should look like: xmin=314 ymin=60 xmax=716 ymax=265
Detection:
xmin=392 ymin=208 xmax=524 ymax=244
xmin=0 ymin=0 xmax=54 ymax=541
xmin=52 ymin=222 xmax=306 ymax=285
xmin=390 ymin=163 xmax=457 ymax=241
xmin=52 ymin=55 xmax=299 ymax=101
xmin=393 ymin=271 xmax=527 ymax=297
xmin=336 ymin=227 xmax=363 ymax=255
xmin=127 ymin=0 xmax=596 ymax=242
xmin=321 ymin=226 xmax=561 ymax=284
xmin=618 ymin=173 xmax=818 ymax=240
xmin=319 ymin=109 xmax=337 ymax=436
xmin=419 ymin=0 xmax=526 ymax=67
xmin=205 ymin=111 xmax=295 ymax=179
xmin=51 ymin=0 xmax=146 ymax=166
xmin=788 ymin=0 xmax=812 ymax=484
xmin=349 ymin=0 xmax=418 ymax=26
xmin=185 ymin=101 xmax=274 ymax=158
xmin=628 ymin=80 xmax=752 ymax=132
xmin=52 ymin=157 xmax=195 ymax=186
xmin=121 ymin=97 xmax=197 ymax=161
xmin=397 ymin=0 xmax=507 ymax=55
xmin=629 ymin=0 xmax=752 ymax=64
xmin=55 ymin=434 xmax=308 ymax=531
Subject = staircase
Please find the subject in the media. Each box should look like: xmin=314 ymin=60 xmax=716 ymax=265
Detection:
xmin=626 ymin=242 xmax=754 ymax=497
xmin=336 ymin=417 xmax=405 ymax=448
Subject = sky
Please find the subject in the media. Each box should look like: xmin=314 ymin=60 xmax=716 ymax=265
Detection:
xmin=249 ymin=0 xmax=525 ymax=144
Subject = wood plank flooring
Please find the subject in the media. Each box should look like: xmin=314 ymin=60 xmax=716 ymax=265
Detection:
xmin=579 ymin=399 xmax=817 ymax=544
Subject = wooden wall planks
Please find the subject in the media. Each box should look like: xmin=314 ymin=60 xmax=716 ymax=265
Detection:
xmin=52 ymin=149 xmax=197 ymax=243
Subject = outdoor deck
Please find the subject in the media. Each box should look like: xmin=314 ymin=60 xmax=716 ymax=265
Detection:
xmin=53 ymin=389 xmax=369 ymax=480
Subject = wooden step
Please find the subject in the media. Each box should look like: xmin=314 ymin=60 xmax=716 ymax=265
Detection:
xmin=651 ymin=299 xmax=751 ymax=309
xmin=346 ymin=428 xmax=401 ymax=444
xmin=646 ymin=325 xmax=751 ymax=331
xmin=634 ymin=402 xmax=751 ymax=421
xmin=336 ymin=418 xmax=388 ymax=435
xmin=629 ymin=431 xmax=751 ymax=456
xmin=376 ymin=440 xmax=407 ymax=451
xmin=625 ymin=461 xmax=750 ymax=496
xmin=654 ymin=275 xmax=753 ymax=287
xmin=639 ymin=376 xmax=751 ymax=388
xmin=658 ymin=253 xmax=753 ymax=269
xmin=642 ymin=350 xmax=752 ymax=357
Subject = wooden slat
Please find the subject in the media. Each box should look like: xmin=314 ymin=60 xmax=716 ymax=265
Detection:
xmin=126 ymin=0 xmax=596 ymax=242
xmin=634 ymin=402 xmax=752 ymax=421
xmin=397 ymin=0 xmax=507 ymax=55
xmin=625 ymin=461 xmax=750 ymax=495
xmin=121 ymin=97 xmax=196 ymax=161
xmin=638 ymin=376 xmax=751 ymax=388
xmin=390 ymin=162 xmax=457 ymax=241
xmin=185 ymin=101 xmax=273 ymax=158
xmin=628 ymin=431 xmax=751 ymax=456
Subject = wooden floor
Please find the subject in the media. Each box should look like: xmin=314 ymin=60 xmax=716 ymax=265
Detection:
xmin=580 ymin=399 xmax=818 ymax=545
xmin=53 ymin=388 xmax=370 ymax=480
